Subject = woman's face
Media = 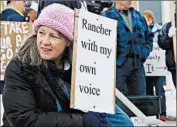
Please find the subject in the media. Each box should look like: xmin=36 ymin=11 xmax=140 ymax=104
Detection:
xmin=144 ymin=15 xmax=153 ymax=26
xmin=37 ymin=26 xmax=69 ymax=62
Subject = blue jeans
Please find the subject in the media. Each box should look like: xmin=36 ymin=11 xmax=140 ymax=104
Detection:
xmin=146 ymin=76 xmax=166 ymax=116
xmin=106 ymin=105 xmax=133 ymax=126
xmin=116 ymin=58 xmax=146 ymax=95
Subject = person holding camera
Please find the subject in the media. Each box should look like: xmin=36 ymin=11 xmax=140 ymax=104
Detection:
xmin=102 ymin=1 xmax=154 ymax=96
xmin=86 ymin=1 xmax=112 ymax=14
xmin=37 ymin=0 xmax=113 ymax=15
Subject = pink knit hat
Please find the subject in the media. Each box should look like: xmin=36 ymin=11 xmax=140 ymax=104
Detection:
xmin=33 ymin=4 xmax=74 ymax=41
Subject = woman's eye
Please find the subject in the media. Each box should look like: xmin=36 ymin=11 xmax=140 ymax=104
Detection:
xmin=39 ymin=31 xmax=45 ymax=35
xmin=51 ymin=35 xmax=60 ymax=39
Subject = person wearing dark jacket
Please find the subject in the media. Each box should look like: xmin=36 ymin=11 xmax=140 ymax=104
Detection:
xmin=0 ymin=0 xmax=27 ymax=21
xmin=37 ymin=0 xmax=81 ymax=16
xmin=0 ymin=1 xmax=27 ymax=126
xmin=2 ymin=4 xmax=104 ymax=127
xmin=2 ymin=3 xmax=133 ymax=127
xmin=37 ymin=0 xmax=112 ymax=16
xmin=158 ymin=21 xmax=176 ymax=87
xmin=102 ymin=1 xmax=154 ymax=95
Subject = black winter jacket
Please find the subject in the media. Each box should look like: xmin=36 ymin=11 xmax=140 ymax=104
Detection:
xmin=0 ymin=8 xmax=26 ymax=22
xmin=158 ymin=22 xmax=176 ymax=71
xmin=2 ymin=57 xmax=83 ymax=127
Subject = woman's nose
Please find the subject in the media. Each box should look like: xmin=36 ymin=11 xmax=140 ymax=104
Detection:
xmin=42 ymin=35 xmax=51 ymax=45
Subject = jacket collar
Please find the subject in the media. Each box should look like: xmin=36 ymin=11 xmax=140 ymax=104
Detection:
xmin=111 ymin=6 xmax=137 ymax=30
xmin=6 ymin=7 xmax=24 ymax=17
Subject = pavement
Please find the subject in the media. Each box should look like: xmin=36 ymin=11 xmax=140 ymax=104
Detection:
xmin=165 ymin=121 xmax=176 ymax=126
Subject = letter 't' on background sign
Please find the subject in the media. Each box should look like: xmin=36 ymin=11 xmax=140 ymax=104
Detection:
xmin=70 ymin=9 xmax=117 ymax=114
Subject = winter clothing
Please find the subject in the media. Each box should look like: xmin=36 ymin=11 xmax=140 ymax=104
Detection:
xmin=102 ymin=6 xmax=153 ymax=68
xmin=33 ymin=4 xmax=74 ymax=41
xmin=2 ymin=57 xmax=110 ymax=127
xmin=3 ymin=56 xmax=134 ymax=127
xmin=158 ymin=22 xmax=176 ymax=87
xmin=146 ymin=23 xmax=166 ymax=116
xmin=102 ymin=5 xmax=153 ymax=95
xmin=37 ymin=0 xmax=81 ymax=16
xmin=3 ymin=57 xmax=83 ymax=127
xmin=0 ymin=6 xmax=26 ymax=127
xmin=0 ymin=8 xmax=26 ymax=22
xmin=2 ymin=3 xmax=134 ymax=127
xmin=83 ymin=112 xmax=107 ymax=127
xmin=0 ymin=81 xmax=3 ymax=94
xmin=158 ymin=22 xmax=176 ymax=71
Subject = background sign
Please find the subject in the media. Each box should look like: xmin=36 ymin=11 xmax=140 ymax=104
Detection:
xmin=144 ymin=41 xmax=168 ymax=76
xmin=71 ymin=9 xmax=117 ymax=114
xmin=0 ymin=21 xmax=33 ymax=80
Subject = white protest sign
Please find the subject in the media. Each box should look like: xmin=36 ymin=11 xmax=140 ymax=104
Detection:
xmin=70 ymin=9 xmax=117 ymax=114
xmin=144 ymin=40 xmax=168 ymax=76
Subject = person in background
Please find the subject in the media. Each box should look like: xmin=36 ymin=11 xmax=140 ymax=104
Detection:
xmin=102 ymin=1 xmax=153 ymax=96
xmin=27 ymin=9 xmax=37 ymax=22
xmin=0 ymin=0 xmax=27 ymax=21
xmin=86 ymin=1 xmax=112 ymax=14
xmin=2 ymin=3 xmax=133 ymax=127
xmin=37 ymin=0 xmax=81 ymax=16
xmin=2 ymin=4 xmax=105 ymax=127
xmin=25 ymin=1 xmax=37 ymax=22
xmin=158 ymin=14 xmax=176 ymax=88
xmin=37 ymin=0 xmax=112 ymax=15
xmin=143 ymin=10 xmax=167 ymax=121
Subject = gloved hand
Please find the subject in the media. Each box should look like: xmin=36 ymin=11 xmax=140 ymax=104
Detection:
xmin=168 ymin=26 xmax=176 ymax=37
xmin=82 ymin=111 xmax=107 ymax=127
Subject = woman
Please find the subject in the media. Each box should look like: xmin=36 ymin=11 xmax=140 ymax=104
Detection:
xmin=2 ymin=4 xmax=133 ymax=127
